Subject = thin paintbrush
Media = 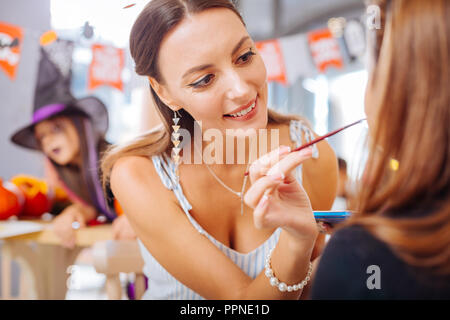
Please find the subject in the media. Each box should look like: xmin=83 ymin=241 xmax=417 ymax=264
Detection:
xmin=244 ymin=118 xmax=366 ymax=176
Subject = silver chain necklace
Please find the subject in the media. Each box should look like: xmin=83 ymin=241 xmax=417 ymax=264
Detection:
xmin=194 ymin=145 xmax=250 ymax=215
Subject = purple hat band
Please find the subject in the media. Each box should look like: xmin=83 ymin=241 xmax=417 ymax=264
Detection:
xmin=32 ymin=104 xmax=67 ymax=124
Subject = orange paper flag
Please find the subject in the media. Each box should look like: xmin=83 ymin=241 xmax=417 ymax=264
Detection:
xmin=308 ymin=29 xmax=343 ymax=73
xmin=88 ymin=44 xmax=124 ymax=91
xmin=0 ymin=21 xmax=24 ymax=80
xmin=256 ymin=39 xmax=287 ymax=85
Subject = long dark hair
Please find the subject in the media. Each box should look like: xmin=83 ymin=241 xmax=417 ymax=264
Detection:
xmin=50 ymin=114 xmax=115 ymax=221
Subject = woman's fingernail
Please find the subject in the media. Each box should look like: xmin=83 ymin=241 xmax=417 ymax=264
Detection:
xmin=269 ymin=171 xmax=285 ymax=181
xmin=279 ymin=145 xmax=291 ymax=155
xmin=257 ymin=195 xmax=269 ymax=208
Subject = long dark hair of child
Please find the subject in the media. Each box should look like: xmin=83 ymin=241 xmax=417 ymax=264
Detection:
xmin=49 ymin=113 xmax=116 ymax=221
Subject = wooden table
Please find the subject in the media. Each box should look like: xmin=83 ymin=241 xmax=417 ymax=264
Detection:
xmin=1 ymin=221 xmax=113 ymax=299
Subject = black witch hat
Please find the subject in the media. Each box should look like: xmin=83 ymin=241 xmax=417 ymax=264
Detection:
xmin=10 ymin=47 xmax=109 ymax=150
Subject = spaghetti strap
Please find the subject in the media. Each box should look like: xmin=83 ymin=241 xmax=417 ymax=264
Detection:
xmin=152 ymin=153 xmax=193 ymax=213
xmin=289 ymin=119 xmax=320 ymax=184
xmin=151 ymin=154 xmax=175 ymax=190
xmin=289 ymin=119 xmax=319 ymax=158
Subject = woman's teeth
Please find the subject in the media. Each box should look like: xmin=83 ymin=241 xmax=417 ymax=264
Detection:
xmin=227 ymin=102 xmax=256 ymax=118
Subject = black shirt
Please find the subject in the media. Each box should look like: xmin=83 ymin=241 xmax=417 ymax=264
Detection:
xmin=310 ymin=225 xmax=450 ymax=300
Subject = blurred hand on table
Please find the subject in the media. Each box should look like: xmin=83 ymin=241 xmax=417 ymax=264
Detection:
xmin=111 ymin=214 xmax=137 ymax=240
xmin=51 ymin=203 xmax=96 ymax=249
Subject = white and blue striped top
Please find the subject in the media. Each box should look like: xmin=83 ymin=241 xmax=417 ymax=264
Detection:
xmin=138 ymin=119 xmax=319 ymax=300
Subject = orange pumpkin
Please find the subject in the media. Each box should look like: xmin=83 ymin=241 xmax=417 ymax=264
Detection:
xmin=11 ymin=175 xmax=52 ymax=217
xmin=52 ymin=185 xmax=69 ymax=202
xmin=114 ymin=199 xmax=124 ymax=216
xmin=0 ymin=178 xmax=23 ymax=220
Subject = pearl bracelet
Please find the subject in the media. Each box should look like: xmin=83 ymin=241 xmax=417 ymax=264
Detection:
xmin=264 ymin=247 xmax=313 ymax=292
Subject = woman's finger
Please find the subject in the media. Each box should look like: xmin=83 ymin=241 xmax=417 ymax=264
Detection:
xmin=244 ymin=174 xmax=283 ymax=209
xmin=266 ymin=148 xmax=313 ymax=182
xmin=248 ymin=145 xmax=291 ymax=183
xmin=253 ymin=194 xmax=270 ymax=229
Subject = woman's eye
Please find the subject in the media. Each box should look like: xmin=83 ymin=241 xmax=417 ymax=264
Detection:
xmin=237 ymin=50 xmax=256 ymax=65
xmin=190 ymin=74 xmax=215 ymax=88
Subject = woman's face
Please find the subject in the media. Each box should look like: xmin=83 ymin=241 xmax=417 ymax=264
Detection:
xmin=153 ymin=8 xmax=268 ymax=134
xmin=34 ymin=116 xmax=80 ymax=166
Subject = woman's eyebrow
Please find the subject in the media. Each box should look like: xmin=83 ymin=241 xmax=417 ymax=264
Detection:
xmin=231 ymin=36 xmax=250 ymax=56
xmin=181 ymin=36 xmax=251 ymax=80
xmin=182 ymin=64 xmax=214 ymax=80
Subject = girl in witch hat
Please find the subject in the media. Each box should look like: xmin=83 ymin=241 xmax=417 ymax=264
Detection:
xmin=10 ymin=47 xmax=136 ymax=248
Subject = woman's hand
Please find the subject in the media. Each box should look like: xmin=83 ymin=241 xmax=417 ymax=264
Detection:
xmin=112 ymin=214 xmax=137 ymax=240
xmin=51 ymin=203 xmax=94 ymax=248
xmin=244 ymin=146 xmax=318 ymax=246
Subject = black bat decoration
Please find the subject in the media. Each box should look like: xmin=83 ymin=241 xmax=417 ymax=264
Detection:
xmin=0 ymin=37 xmax=20 ymax=49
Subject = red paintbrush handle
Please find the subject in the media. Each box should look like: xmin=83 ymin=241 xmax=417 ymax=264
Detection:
xmin=244 ymin=118 xmax=366 ymax=176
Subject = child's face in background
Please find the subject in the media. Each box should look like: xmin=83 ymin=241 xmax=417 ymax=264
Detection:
xmin=34 ymin=116 xmax=81 ymax=166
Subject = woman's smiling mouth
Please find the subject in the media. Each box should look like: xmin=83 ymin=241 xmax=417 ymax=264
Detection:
xmin=223 ymin=97 xmax=258 ymax=121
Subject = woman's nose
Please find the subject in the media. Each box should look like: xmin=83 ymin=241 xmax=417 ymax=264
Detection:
xmin=224 ymin=70 xmax=251 ymax=102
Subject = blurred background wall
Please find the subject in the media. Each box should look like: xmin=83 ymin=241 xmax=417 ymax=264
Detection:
xmin=0 ymin=0 xmax=50 ymax=180
xmin=0 ymin=0 xmax=52 ymax=297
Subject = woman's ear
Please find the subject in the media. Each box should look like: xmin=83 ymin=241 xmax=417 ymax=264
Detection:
xmin=147 ymin=76 xmax=180 ymax=111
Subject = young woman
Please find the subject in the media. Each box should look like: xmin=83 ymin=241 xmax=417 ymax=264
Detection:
xmin=11 ymin=48 xmax=136 ymax=248
xmin=245 ymin=0 xmax=450 ymax=299
xmin=102 ymin=0 xmax=338 ymax=300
